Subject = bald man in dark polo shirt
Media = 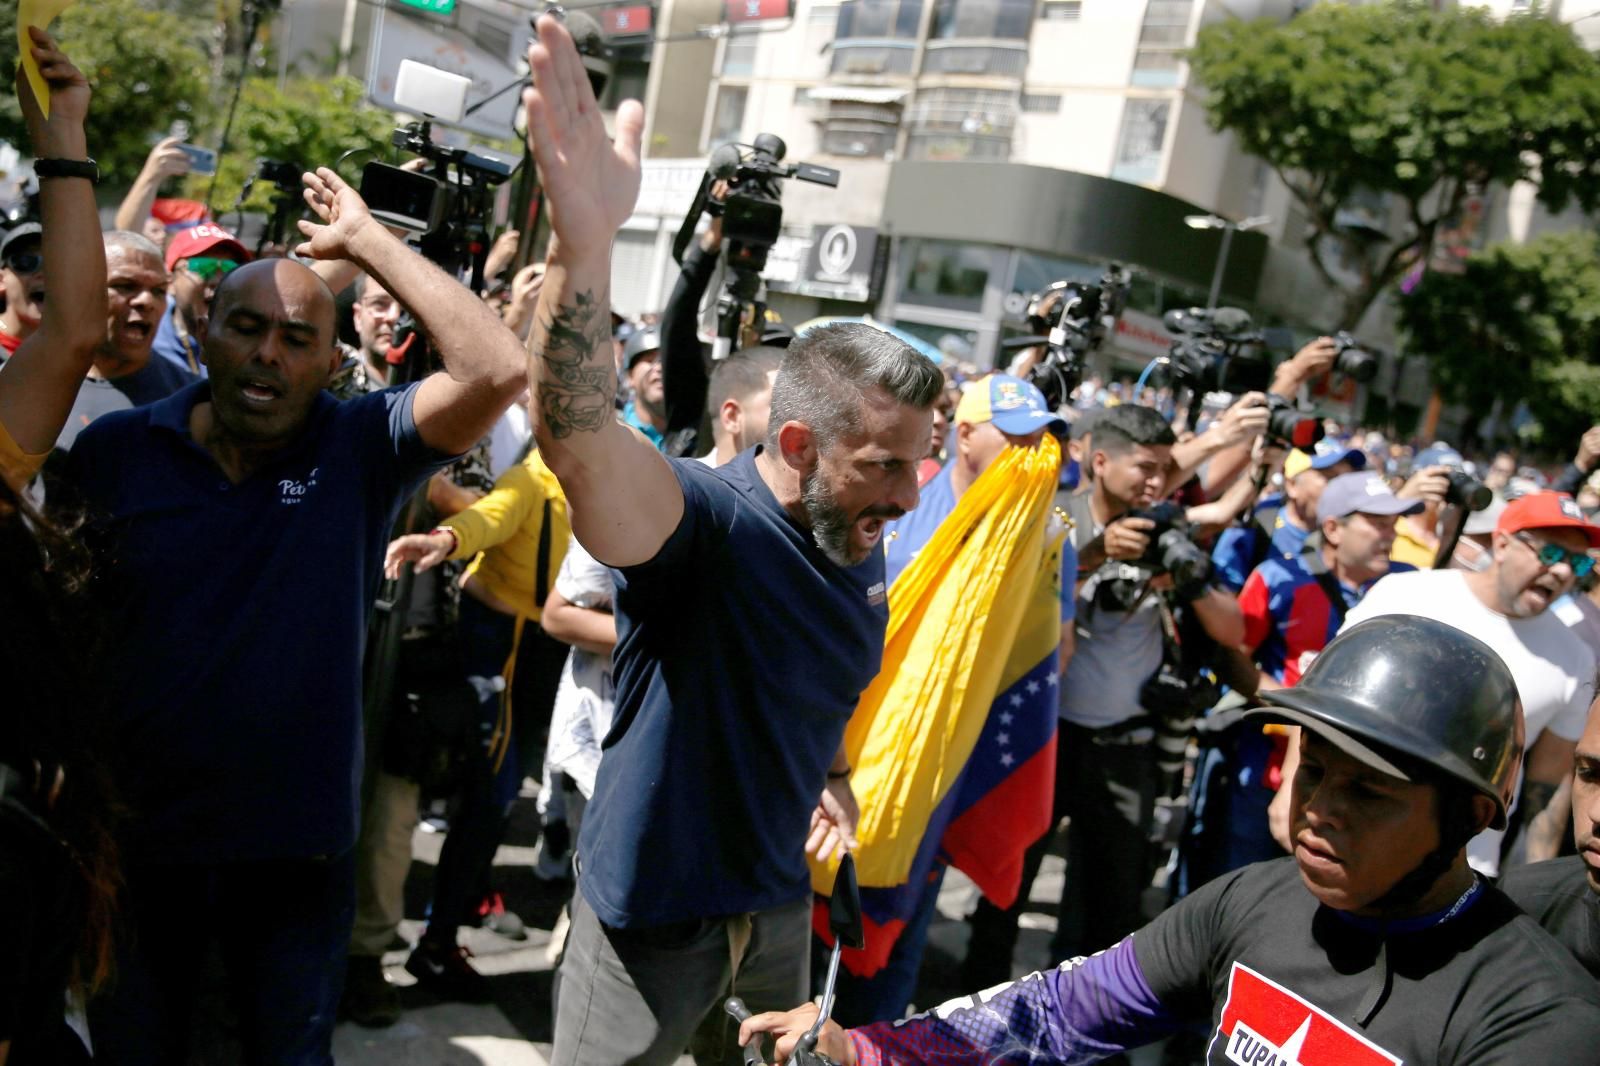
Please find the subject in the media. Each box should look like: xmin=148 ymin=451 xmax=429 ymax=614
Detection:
xmin=65 ymin=177 xmax=529 ymax=1064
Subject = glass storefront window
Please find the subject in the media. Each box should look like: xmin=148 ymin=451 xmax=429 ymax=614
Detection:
xmin=892 ymin=319 xmax=980 ymax=365
xmin=898 ymin=239 xmax=991 ymax=312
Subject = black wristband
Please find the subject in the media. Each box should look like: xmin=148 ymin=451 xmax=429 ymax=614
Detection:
xmin=33 ymin=157 xmax=99 ymax=184
xmin=827 ymin=767 xmax=852 ymax=781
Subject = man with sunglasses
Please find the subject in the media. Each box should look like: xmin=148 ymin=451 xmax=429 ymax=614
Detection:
xmin=151 ymin=222 xmax=249 ymax=379
xmin=0 ymin=222 xmax=44 ymax=357
xmin=1338 ymin=490 xmax=1599 ymax=876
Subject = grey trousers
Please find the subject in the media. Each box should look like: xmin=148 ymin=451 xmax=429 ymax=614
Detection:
xmin=552 ymin=889 xmax=811 ymax=1066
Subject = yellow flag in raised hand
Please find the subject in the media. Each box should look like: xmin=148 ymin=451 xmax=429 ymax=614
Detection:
xmin=17 ymin=0 xmax=77 ymax=119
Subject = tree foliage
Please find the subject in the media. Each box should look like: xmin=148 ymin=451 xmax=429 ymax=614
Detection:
xmin=11 ymin=0 xmax=215 ymax=184
xmin=1397 ymin=231 xmax=1600 ymax=449
xmin=192 ymin=77 xmax=393 ymax=215
xmin=1189 ymin=1 xmax=1600 ymax=329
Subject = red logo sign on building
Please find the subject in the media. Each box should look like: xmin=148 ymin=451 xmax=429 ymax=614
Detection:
xmin=1212 ymin=963 xmax=1402 ymax=1066
xmin=725 ymin=0 xmax=790 ymax=23
xmin=600 ymin=4 xmax=653 ymax=35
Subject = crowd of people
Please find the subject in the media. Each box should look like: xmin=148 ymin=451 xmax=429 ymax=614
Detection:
xmin=5 ymin=16 xmax=1600 ymax=1066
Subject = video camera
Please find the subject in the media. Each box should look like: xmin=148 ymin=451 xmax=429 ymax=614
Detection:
xmin=673 ymin=134 xmax=840 ymax=277
xmin=1157 ymin=306 xmax=1323 ymax=450
xmin=1010 ymin=265 xmax=1131 ymax=409
xmin=359 ymin=61 xmax=521 ymax=285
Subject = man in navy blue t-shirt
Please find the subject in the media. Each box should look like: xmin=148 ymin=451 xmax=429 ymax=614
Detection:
xmin=66 ymin=173 xmax=529 ymax=1064
xmin=518 ymin=20 xmax=944 ymax=1065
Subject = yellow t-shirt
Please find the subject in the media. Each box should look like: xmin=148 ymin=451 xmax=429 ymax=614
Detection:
xmin=0 ymin=416 xmax=47 ymax=490
xmin=1390 ymin=517 xmax=1437 ymax=569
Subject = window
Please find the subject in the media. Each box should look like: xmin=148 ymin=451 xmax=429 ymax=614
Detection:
xmin=707 ymin=86 xmax=748 ymax=149
xmin=907 ymin=87 xmax=1016 ymax=159
xmin=922 ymin=44 xmax=1028 ymax=75
xmin=722 ymin=33 xmax=759 ymax=75
xmin=1131 ymin=49 xmax=1181 ymax=87
xmin=1020 ymin=92 xmax=1061 ymax=113
xmin=835 ymin=0 xmax=923 ymax=38
xmin=898 ymin=239 xmax=991 ymax=311
xmin=831 ymin=42 xmax=917 ymax=74
xmin=1039 ymin=0 xmax=1081 ymax=19
xmin=820 ymin=100 xmax=901 ymax=158
xmin=795 ymin=86 xmax=816 ymax=106
xmin=931 ymin=0 xmax=1034 ymax=40
xmin=1111 ymin=98 xmax=1169 ymax=183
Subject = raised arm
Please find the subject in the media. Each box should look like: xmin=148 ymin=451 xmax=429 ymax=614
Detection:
xmin=0 ymin=31 xmax=105 ymax=457
xmin=521 ymin=14 xmax=682 ymax=566
xmin=295 ymin=168 xmax=524 ymax=456
xmin=113 ymin=136 xmax=188 ymax=233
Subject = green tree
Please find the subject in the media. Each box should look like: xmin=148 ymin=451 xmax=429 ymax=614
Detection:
xmin=5 ymin=0 xmax=214 ymax=184
xmin=1397 ymin=231 xmax=1600 ymax=449
xmin=1189 ymin=1 xmax=1600 ymax=329
xmin=193 ymin=76 xmax=393 ymax=215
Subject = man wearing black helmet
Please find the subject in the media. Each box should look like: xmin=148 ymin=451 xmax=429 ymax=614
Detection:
xmin=619 ymin=325 xmax=669 ymax=448
xmin=742 ymin=616 xmax=1600 ymax=1065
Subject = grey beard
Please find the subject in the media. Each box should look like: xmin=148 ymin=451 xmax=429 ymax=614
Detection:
xmin=802 ymin=465 xmax=863 ymax=568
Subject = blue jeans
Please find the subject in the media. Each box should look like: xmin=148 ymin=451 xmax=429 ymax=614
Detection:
xmin=88 ymin=851 xmax=355 ymax=1066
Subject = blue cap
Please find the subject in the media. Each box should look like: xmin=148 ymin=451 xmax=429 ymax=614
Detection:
xmin=1317 ymin=471 xmax=1425 ymax=524
xmin=954 ymin=373 xmax=1068 ymax=435
xmin=1414 ymin=443 xmax=1464 ymax=470
xmin=1285 ymin=437 xmax=1367 ymax=480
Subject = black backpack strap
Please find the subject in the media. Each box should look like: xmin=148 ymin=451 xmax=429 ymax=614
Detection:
xmin=535 ymin=499 xmax=554 ymax=610
xmin=1299 ymin=543 xmax=1349 ymax=625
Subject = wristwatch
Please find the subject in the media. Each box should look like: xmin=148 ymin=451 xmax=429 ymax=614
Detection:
xmin=33 ymin=157 xmax=100 ymax=184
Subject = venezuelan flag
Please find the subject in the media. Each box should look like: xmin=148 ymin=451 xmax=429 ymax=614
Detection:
xmin=810 ymin=435 xmax=1065 ymax=976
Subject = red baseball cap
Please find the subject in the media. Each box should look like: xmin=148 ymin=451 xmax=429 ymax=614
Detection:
xmin=1497 ymin=491 xmax=1600 ymax=548
xmin=164 ymin=223 xmax=250 ymax=272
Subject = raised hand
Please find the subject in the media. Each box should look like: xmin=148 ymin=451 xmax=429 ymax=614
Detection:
xmin=295 ymin=167 xmax=379 ymax=263
xmin=141 ymin=137 xmax=192 ymax=182
xmin=522 ymin=13 xmax=645 ymax=257
xmin=18 ymin=28 xmax=91 ymax=155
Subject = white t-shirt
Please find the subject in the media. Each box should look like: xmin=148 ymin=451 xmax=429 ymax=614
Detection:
xmin=544 ymin=535 xmax=616 ymax=798
xmin=1341 ymin=568 xmax=1595 ymax=875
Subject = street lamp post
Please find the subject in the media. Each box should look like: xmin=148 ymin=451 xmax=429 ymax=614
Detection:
xmin=1185 ymin=213 xmax=1271 ymax=310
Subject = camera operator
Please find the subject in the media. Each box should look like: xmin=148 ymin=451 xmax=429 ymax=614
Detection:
xmin=1195 ymin=336 xmax=1340 ymax=497
xmin=963 ymin=404 xmax=1243 ymax=989
xmin=658 ymin=180 xmax=727 ymax=459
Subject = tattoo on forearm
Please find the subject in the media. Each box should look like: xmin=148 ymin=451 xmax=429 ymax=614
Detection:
xmin=532 ymin=289 xmax=614 ymax=439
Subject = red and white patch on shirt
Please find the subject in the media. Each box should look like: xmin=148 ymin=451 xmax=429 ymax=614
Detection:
xmin=1211 ymin=963 xmax=1403 ymax=1066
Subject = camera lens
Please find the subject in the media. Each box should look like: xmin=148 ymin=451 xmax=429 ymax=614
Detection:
xmin=1335 ymin=346 xmax=1379 ymax=384
xmin=1446 ymin=471 xmax=1492 ymax=512
xmin=1265 ymin=396 xmax=1325 ymax=450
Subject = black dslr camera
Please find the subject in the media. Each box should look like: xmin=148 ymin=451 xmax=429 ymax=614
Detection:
xmin=1331 ymin=331 xmax=1380 ymax=383
xmin=1446 ymin=470 xmax=1493 ymax=511
xmin=1095 ymin=502 xmax=1212 ymax=613
xmin=1014 ymin=265 xmax=1131 ymax=409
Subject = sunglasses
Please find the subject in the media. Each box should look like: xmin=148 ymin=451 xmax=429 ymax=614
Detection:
xmin=185 ymin=256 xmax=241 ymax=282
xmin=3 ymin=251 xmax=43 ymax=275
xmin=1514 ymin=532 xmax=1595 ymax=577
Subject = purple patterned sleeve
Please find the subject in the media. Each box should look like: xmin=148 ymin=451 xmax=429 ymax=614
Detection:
xmin=848 ymin=937 xmax=1176 ymax=1065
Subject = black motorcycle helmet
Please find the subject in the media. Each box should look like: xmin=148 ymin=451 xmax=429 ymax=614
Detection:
xmin=1249 ymin=614 xmax=1523 ymax=831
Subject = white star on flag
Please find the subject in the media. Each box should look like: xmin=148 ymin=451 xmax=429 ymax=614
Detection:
xmin=1026 ymin=680 xmax=1040 ymax=695
xmin=1000 ymin=753 xmax=1015 ymax=767
xmin=1000 ymin=712 xmax=1014 ymax=725
xmin=1010 ymin=693 xmax=1023 ymax=707
xmin=1046 ymin=671 xmax=1058 ymax=686
xmin=997 ymin=733 xmax=1010 ymax=746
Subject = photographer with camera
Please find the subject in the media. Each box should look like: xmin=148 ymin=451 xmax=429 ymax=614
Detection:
xmin=658 ymin=179 xmax=727 ymax=458
xmin=962 ymin=404 xmax=1243 ymax=990
xmin=1388 ymin=443 xmax=1487 ymax=568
